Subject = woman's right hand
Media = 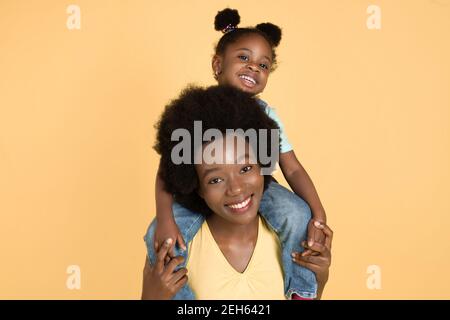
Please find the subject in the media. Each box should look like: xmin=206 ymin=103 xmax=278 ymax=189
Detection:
xmin=292 ymin=222 xmax=333 ymax=299
xmin=154 ymin=217 xmax=187 ymax=257
xmin=141 ymin=238 xmax=188 ymax=300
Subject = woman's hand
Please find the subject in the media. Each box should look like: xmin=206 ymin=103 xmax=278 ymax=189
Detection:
xmin=141 ymin=238 xmax=188 ymax=300
xmin=292 ymin=221 xmax=333 ymax=299
xmin=154 ymin=218 xmax=187 ymax=258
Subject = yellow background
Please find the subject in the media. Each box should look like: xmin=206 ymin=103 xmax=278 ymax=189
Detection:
xmin=1 ymin=0 xmax=449 ymax=299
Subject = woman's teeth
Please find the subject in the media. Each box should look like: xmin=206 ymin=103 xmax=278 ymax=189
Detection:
xmin=239 ymin=75 xmax=256 ymax=85
xmin=228 ymin=196 xmax=251 ymax=209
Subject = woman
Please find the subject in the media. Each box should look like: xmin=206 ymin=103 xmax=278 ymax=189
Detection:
xmin=142 ymin=85 xmax=332 ymax=299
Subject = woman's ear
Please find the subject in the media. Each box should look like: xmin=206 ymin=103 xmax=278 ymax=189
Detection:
xmin=196 ymin=186 xmax=204 ymax=199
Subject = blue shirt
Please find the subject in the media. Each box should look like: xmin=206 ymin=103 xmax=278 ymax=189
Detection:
xmin=257 ymin=98 xmax=293 ymax=154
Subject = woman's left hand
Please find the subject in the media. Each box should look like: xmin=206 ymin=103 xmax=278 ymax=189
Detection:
xmin=292 ymin=221 xmax=333 ymax=290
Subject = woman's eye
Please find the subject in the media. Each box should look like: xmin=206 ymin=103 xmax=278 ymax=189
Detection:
xmin=241 ymin=166 xmax=252 ymax=173
xmin=238 ymin=55 xmax=249 ymax=61
xmin=208 ymin=178 xmax=223 ymax=184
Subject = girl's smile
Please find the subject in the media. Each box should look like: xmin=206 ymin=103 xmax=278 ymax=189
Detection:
xmin=238 ymin=73 xmax=258 ymax=88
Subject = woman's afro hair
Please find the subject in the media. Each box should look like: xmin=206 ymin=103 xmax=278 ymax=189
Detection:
xmin=154 ymin=85 xmax=280 ymax=215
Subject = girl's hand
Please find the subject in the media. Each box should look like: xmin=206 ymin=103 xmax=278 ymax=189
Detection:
xmin=302 ymin=219 xmax=326 ymax=257
xmin=154 ymin=218 xmax=187 ymax=258
xmin=141 ymin=238 xmax=188 ymax=300
xmin=292 ymin=221 xmax=333 ymax=290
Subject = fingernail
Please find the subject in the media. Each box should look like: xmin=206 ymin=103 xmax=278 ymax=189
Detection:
xmin=314 ymin=221 xmax=322 ymax=228
xmin=308 ymin=240 xmax=314 ymax=247
xmin=165 ymin=238 xmax=173 ymax=245
xmin=291 ymin=252 xmax=296 ymax=258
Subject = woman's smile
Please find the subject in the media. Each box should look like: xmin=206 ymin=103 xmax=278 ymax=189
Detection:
xmin=225 ymin=194 xmax=254 ymax=214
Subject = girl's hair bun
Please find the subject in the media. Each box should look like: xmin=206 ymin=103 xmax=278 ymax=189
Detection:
xmin=256 ymin=23 xmax=282 ymax=47
xmin=214 ymin=8 xmax=240 ymax=31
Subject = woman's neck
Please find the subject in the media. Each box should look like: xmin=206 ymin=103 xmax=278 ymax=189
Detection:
xmin=206 ymin=213 xmax=259 ymax=243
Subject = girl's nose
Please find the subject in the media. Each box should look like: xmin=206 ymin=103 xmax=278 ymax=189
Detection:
xmin=247 ymin=62 xmax=259 ymax=72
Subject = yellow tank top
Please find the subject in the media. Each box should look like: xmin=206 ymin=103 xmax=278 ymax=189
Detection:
xmin=186 ymin=216 xmax=286 ymax=300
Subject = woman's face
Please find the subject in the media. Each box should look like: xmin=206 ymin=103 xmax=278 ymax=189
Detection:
xmin=195 ymin=135 xmax=265 ymax=226
xmin=213 ymin=33 xmax=273 ymax=96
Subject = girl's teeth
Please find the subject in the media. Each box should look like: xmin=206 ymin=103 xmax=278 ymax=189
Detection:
xmin=239 ymin=75 xmax=256 ymax=84
xmin=229 ymin=197 xmax=251 ymax=209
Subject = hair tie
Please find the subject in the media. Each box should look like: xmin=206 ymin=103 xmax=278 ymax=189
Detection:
xmin=222 ymin=24 xmax=237 ymax=34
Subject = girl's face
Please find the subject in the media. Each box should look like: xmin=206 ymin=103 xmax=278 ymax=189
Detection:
xmin=213 ymin=33 xmax=273 ymax=96
xmin=195 ymin=135 xmax=264 ymax=226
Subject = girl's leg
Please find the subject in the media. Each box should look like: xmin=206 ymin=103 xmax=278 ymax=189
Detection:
xmin=143 ymin=202 xmax=204 ymax=300
xmin=259 ymin=179 xmax=318 ymax=299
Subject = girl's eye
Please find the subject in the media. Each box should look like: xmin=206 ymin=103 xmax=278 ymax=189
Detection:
xmin=241 ymin=166 xmax=252 ymax=173
xmin=238 ymin=55 xmax=249 ymax=61
xmin=260 ymin=63 xmax=268 ymax=70
xmin=208 ymin=178 xmax=223 ymax=185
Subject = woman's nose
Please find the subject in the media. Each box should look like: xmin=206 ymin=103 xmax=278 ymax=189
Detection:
xmin=226 ymin=179 xmax=243 ymax=196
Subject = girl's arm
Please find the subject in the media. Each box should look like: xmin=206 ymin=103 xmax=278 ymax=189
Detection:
xmin=279 ymin=150 xmax=326 ymax=223
xmin=155 ymin=160 xmax=186 ymax=254
xmin=155 ymin=163 xmax=175 ymax=223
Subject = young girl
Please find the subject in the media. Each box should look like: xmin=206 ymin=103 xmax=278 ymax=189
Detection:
xmin=145 ymin=8 xmax=328 ymax=300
